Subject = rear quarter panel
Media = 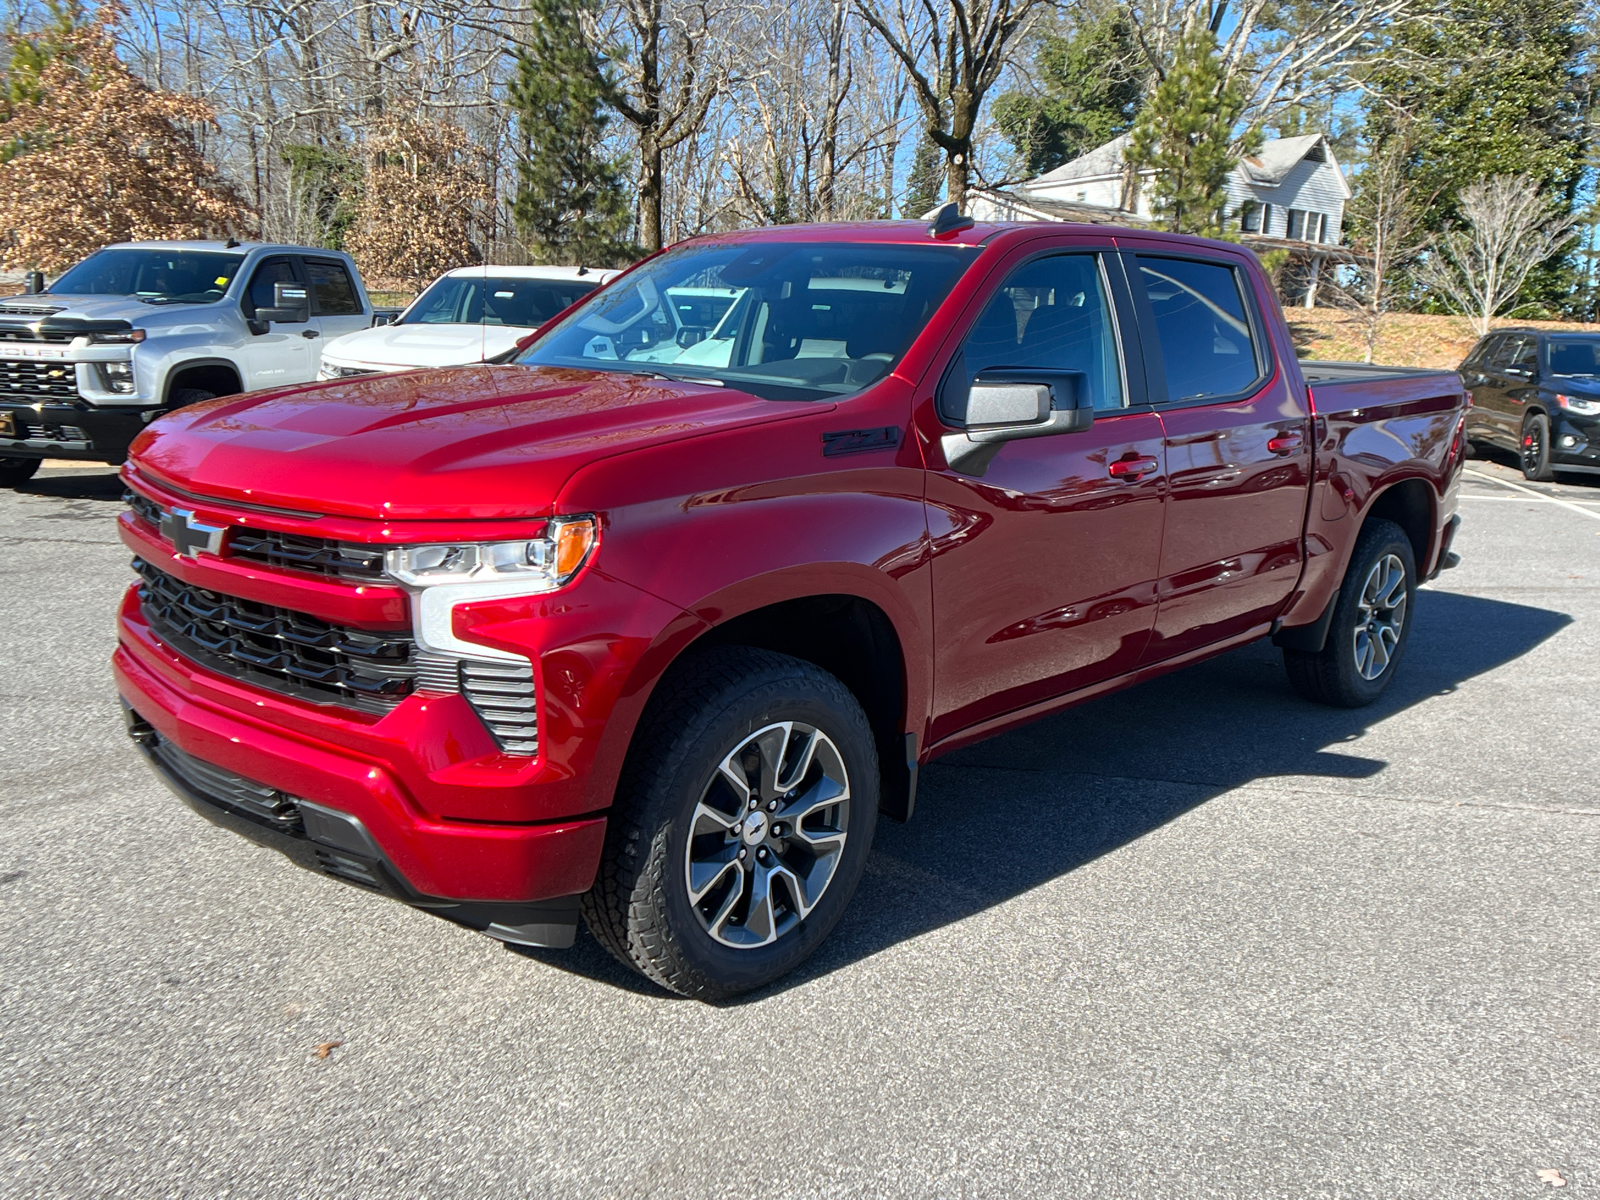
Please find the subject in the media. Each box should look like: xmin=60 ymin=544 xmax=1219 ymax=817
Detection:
xmin=1277 ymin=368 xmax=1467 ymax=629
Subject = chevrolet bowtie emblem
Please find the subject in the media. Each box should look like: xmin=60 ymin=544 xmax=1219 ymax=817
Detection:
xmin=159 ymin=507 xmax=226 ymax=558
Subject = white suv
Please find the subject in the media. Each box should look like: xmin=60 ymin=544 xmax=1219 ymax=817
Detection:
xmin=317 ymin=265 xmax=622 ymax=379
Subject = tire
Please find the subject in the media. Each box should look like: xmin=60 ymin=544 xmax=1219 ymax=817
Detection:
xmin=1284 ymin=517 xmax=1416 ymax=708
xmin=583 ymin=646 xmax=879 ymax=1000
xmin=0 ymin=457 xmax=40 ymax=488
xmin=169 ymin=387 xmax=217 ymax=409
xmin=1521 ymin=412 xmax=1556 ymax=481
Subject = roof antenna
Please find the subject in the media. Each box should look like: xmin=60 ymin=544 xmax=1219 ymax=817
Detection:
xmin=225 ymin=237 xmax=240 ymax=248
xmin=927 ymin=202 xmax=974 ymax=240
xmin=576 ymin=265 xmax=590 ymax=276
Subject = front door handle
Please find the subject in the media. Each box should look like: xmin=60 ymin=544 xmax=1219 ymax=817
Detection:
xmin=301 ymin=329 xmax=320 ymax=339
xmin=1267 ymin=430 xmax=1304 ymax=455
xmin=1108 ymin=454 xmax=1159 ymax=480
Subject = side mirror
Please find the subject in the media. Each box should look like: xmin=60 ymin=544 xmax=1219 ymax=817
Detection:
xmin=257 ymin=282 xmax=311 ymax=324
xmin=676 ymin=327 xmax=705 ymax=348
xmin=940 ymin=368 xmax=1092 ymax=475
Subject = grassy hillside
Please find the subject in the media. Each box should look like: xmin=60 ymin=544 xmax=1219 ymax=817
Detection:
xmin=1289 ymin=308 xmax=1600 ymax=370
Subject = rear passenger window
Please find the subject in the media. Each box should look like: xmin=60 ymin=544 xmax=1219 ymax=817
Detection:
xmin=950 ymin=254 xmax=1124 ymax=411
xmin=1137 ymin=256 xmax=1263 ymax=402
xmin=305 ymin=260 xmax=362 ymax=315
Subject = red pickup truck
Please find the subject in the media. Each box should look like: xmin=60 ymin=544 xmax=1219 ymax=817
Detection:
xmin=114 ymin=217 xmax=1466 ymax=998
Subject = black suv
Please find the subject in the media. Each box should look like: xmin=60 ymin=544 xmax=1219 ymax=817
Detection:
xmin=1459 ymin=329 xmax=1600 ymax=480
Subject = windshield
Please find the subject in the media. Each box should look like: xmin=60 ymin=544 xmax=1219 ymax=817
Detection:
xmin=1546 ymin=339 xmax=1600 ymax=377
xmin=399 ymin=275 xmax=599 ymax=328
xmin=49 ymin=249 xmax=245 ymax=304
xmin=516 ymin=240 xmax=978 ymax=399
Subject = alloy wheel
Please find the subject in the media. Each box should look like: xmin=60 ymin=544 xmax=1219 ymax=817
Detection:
xmin=683 ymin=721 xmax=850 ymax=949
xmin=1522 ymin=424 xmax=1545 ymax=474
xmin=1353 ymin=553 xmax=1407 ymax=681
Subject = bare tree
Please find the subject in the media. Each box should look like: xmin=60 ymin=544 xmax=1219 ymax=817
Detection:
xmin=1421 ymin=175 xmax=1577 ymax=337
xmin=1122 ymin=0 xmax=1413 ymax=147
xmin=1326 ymin=122 xmax=1434 ymax=361
xmin=854 ymin=0 xmax=1049 ymax=210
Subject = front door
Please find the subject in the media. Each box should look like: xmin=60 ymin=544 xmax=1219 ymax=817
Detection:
xmin=924 ymin=248 xmax=1167 ymax=744
xmin=240 ymin=255 xmax=319 ymax=390
xmin=1127 ymin=251 xmax=1313 ymax=663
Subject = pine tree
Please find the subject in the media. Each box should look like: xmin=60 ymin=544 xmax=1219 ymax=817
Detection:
xmin=508 ymin=0 xmax=636 ymax=268
xmin=1125 ymin=26 xmax=1258 ymax=237
xmin=993 ymin=9 xmax=1143 ymax=177
xmin=903 ymin=134 xmax=944 ymax=217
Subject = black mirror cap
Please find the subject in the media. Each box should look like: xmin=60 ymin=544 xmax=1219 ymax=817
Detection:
xmin=939 ymin=368 xmax=1094 ymax=477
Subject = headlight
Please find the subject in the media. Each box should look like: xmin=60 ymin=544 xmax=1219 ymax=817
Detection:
xmin=89 ymin=329 xmax=145 ymax=344
xmin=100 ymin=361 xmax=135 ymax=393
xmin=384 ymin=516 xmax=598 ymax=590
xmin=1556 ymin=393 xmax=1600 ymax=415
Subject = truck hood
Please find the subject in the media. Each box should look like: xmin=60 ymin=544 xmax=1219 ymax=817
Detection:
xmin=129 ymin=364 xmax=825 ymax=521
xmin=321 ymin=323 xmax=527 ymax=370
xmin=0 ymin=294 xmax=206 ymax=325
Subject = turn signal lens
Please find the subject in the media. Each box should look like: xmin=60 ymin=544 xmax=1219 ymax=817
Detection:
xmin=552 ymin=518 xmax=596 ymax=577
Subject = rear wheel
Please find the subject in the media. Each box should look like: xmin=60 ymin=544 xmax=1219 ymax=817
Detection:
xmin=1521 ymin=412 xmax=1555 ymax=481
xmin=583 ymin=647 xmax=879 ymax=999
xmin=1284 ymin=517 xmax=1416 ymax=708
xmin=0 ymin=457 xmax=40 ymax=488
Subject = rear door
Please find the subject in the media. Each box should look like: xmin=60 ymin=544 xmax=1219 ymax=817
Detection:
xmin=923 ymin=243 xmax=1168 ymax=742
xmin=302 ymin=257 xmax=369 ymax=344
xmin=1126 ymin=249 xmax=1313 ymax=664
xmin=1474 ymin=334 xmax=1523 ymax=446
xmin=1459 ymin=335 xmax=1500 ymax=443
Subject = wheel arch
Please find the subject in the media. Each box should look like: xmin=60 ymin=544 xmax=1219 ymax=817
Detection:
xmin=618 ymin=585 xmax=922 ymax=823
xmin=163 ymin=358 xmax=244 ymax=405
xmin=1363 ymin=475 xmax=1435 ymax=574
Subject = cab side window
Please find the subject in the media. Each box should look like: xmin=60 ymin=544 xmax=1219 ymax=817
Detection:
xmin=244 ymin=257 xmax=298 ymax=318
xmin=305 ymin=259 xmax=362 ymax=315
xmin=947 ymin=254 xmax=1125 ymax=413
xmin=1484 ymin=336 xmax=1516 ymax=372
xmin=1136 ymin=255 xmax=1264 ymax=403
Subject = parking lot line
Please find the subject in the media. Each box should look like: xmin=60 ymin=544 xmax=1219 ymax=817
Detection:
xmin=1463 ymin=469 xmax=1600 ymax=521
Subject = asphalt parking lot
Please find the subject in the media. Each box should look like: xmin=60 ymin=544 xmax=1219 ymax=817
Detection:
xmin=1 ymin=453 xmax=1596 ymax=1199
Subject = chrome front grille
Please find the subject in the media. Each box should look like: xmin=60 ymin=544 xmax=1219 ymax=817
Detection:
xmin=135 ymin=557 xmax=415 ymax=714
xmin=414 ymin=651 xmax=539 ymax=755
xmin=0 ymin=358 xmax=79 ymax=402
xmin=151 ymin=735 xmax=301 ymax=828
xmin=0 ymin=328 xmax=73 ymax=343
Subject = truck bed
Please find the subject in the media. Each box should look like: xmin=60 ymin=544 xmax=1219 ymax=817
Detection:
xmin=1299 ymin=360 xmax=1464 ymax=412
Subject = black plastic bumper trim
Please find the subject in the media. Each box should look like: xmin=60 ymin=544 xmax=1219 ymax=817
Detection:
xmin=123 ymin=704 xmax=582 ymax=948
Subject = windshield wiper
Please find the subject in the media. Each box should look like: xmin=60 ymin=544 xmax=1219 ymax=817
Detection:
xmin=617 ymin=367 xmax=725 ymax=386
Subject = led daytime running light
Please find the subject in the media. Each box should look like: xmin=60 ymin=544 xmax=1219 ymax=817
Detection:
xmin=383 ymin=516 xmax=598 ymax=590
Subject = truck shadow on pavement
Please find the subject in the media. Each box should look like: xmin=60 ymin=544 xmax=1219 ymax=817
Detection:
xmin=520 ymin=588 xmax=1570 ymax=1000
xmin=15 ymin=469 xmax=126 ymax=502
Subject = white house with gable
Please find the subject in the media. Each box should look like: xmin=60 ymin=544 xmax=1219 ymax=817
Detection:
xmin=965 ymin=131 xmax=1353 ymax=306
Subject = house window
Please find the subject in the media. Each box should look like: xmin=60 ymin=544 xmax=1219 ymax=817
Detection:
xmin=1287 ymin=209 xmax=1307 ymax=240
xmin=1241 ymin=202 xmax=1271 ymax=234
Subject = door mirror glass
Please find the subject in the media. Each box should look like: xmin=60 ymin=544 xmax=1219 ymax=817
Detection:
xmin=966 ymin=379 xmax=1050 ymax=427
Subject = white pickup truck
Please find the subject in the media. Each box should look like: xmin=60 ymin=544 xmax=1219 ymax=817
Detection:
xmin=0 ymin=241 xmax=376 ymax=487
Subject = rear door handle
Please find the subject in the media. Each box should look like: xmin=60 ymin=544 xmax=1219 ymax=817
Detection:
xmin=1267 ymin=431 xmax=1304 ymax=455
xmin=302 ymin=329 xmax=320 ymax=339
xmin=1108 ymin=455 xmax=1160 ymax=480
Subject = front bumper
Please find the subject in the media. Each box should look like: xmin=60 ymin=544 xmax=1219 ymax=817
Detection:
xmin=114 ymin=603 xmax=607 ymax=908
xmin=1552 ymin=411 xmax=1600 ymax=467
xmin=126 ymin=706 xmax=584 ymax=946
xmin=2 ymin=401 xmax=156 ymax=463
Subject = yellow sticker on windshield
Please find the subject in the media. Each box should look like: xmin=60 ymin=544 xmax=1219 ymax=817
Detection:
xmin=215 ymin=276 xmax=229 ymax=286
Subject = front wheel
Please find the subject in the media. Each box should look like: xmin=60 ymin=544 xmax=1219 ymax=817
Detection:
xmin=0 ymin=457 xmax=40 ymax=489
xmin=583 ymin=647 xmax=879 ymax=999
xmin=1284 ymin=517 xmax=1416 ymax=708
xmin=1521 ymin=412 xmax=1556 ymax=481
